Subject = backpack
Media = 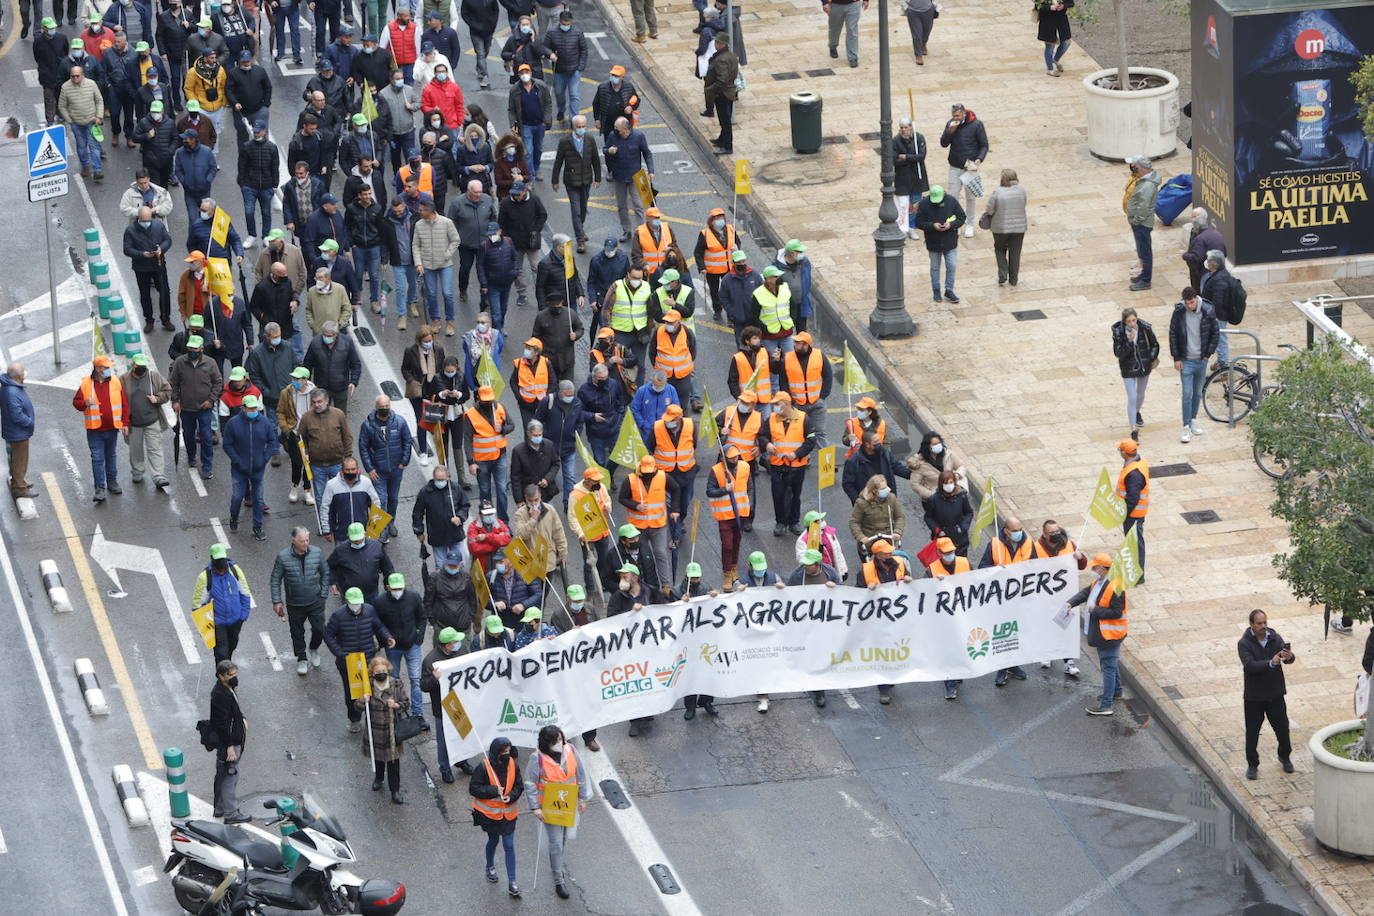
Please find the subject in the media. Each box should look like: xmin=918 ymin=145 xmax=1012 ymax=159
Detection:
xmin=1229 ymin=275 xmax=1248 ymax=324
xmin=195 ymin=719 xmax=218 ymax=752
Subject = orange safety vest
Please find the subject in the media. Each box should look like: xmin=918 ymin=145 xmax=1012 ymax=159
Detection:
xmin=767 ymin=414 xmax=808 ymax=467
xmin=725 ymin=409 xmax=762 ymax=462
xmin=927 ymin=556 xmax=972 ymax=577
xmin=398 ymin=162 xmax=434 ymax=195
xmin=653 ymin=418 xmax=696 ymax=472
xmin=1095 ymin=580 xmax=1128 ymax=640
xmin=845 ymin=416 xmax=886 ymax=446
xmin=627 ymin=471 xmax=668 ymax=529
xmin=653 ymin=325 xmax=693 ymax=379
xmin=862 ymin=556 xmax=909 ymax=585
xmin=467 ymin=405 xmax=508 ymax=461
xmin=536 ymin=745 xmax=579 ymax=807
xmin=710 ymin=461 xmax=750 ymax=520
xmin=472 ymin=757 xmax=519 ymax=821
xmin=515 ymin=356 xmax=550 ymax=404
xmin=1033 ymin=539 xmax=1077 ymax=559
xmin=1115 ymin=458 xmax=1150 ymax=518
xmin=783 ymin=349 xmax=824 ymax=405
xmin=733 ymin=349 xmax=771 ymax=401
xmin=701 ymin=224 xmax=736 ymax=274
xmin=989 ymin=537 xmax=1035 ymax=566
xmin=636 ymin=223 xmax=675 ymax=273
xmin=80 ymin=376 xmax=126 ymax=430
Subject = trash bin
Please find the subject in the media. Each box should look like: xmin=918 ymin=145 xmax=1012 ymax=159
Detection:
xmin=790 ymin=91 xmax=823 ymax=154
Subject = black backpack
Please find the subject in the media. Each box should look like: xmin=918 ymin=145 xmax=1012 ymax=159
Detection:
xmin=195 ymin=719 xmax=218 ymax=752
xmin=1229 ymin=276 xmax=1248 ymax=325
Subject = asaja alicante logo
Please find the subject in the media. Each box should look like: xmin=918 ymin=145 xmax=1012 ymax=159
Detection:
xmin=966 ymin=627 xmax=991 ymax=659
xmin=499 ymin=699 xmax=558 ymax=725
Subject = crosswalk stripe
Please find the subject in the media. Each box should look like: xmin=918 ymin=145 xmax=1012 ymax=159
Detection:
xmin=7 ymin=318 xmax=94 ymax=362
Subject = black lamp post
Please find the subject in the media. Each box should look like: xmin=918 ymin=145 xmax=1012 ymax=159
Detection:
xmin=867 ymin=0 xmax=915 ymax=339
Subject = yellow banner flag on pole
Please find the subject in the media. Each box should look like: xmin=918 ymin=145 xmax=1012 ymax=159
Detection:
xmin=365 ymin=504 xmax=393 ymax=539
xmin=542 ymin=783 xmax=579 ymax=828
xmin=574 ymin=432 xmax=610 ymax=484
xmin=572 ymin=491 xmax=609 ymax=541
xmin=92 ymin=322 xmax=107 ymax=358
xmin=505 ymin=537 xmax=543 ymax=583
xmin=609 ymin=410 xmax=648 ymax=469
xmin=699 ymin=389 xmax=720 ymax=450
xmin=734 ymin=159 xmax=752 ymax=195
xmin=210 ymin=206 xmax=231 ymax=249
xmin=843 ymin=342 xmax=878 ymax=396
xmin=191 ymin=602 xmax=216 ymax=649
xmin=1110 ymin=523 xmax=1145 ymax=591
xmin=346 ymin=652 xmax=370 ymax=699
xmin=471 ymin=558 xmax=493 ymax=611
xmin=433 ymin=421 xmax=448 ymax=467
xmin=1087 ymin=467 xmax=1128 ymax=530
xmin=206 ymin=257 xmax=235 ymax=300
xmin=817 ymin=446 xmax=837 ymax=490
xmin=968 ymin=477 xmax=997 ymax=556
xmin=442 ymin=690 xmax=474 ymax=739
xmin=563 ymin=238 xmax=575 ymax=278
xmin=476 ymin=348 xmax=506 ymax=400
xmin=360 ymin=80 xmax=380 ymax=122
xmin=632 ymin=168 xmax=655 ymax=208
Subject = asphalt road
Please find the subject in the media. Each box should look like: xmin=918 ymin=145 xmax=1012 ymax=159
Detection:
xmin=0 ymin=5 xmax=1316 ymax=914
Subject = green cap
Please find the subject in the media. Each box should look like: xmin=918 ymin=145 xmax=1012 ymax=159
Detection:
xmin=618 ymin=562 xmax=640 ymax=576
xmin=730 ymin=249 xmax=748 ymax=262
xmin=520 ymin=606 xmax=543 ymax=623
xmin=387 ymin=572 xmax=405 ymax=589
xmin=484 ymin=614 xmax=505 ymax=634
xmin=802 ymin=548 xmax=823 ymax=565
xmin=229 ymin=366 xmax=247 ymax=381
xmin=186 ymin=335 xmax=204 ymax=349
xmin=784 ymin=239 xmax=806 ymax=253
xmin=346 ymin=522 xmax=365 ymax=541
xmin=352 ymin=112 xmax=367 ymax=125
xmin=150 ymin=100 xmax=164 ymax=113
xmin=198 ymin=16 xmax=212 ymax=27
xmin=749 ymin=550 xmax=768 ymax=572
xmin=344 ymin=587 xmax=364 ymax=603
xmin=209 ymin=542 xmax=228 ymax=560
xmin=186 ymin=99 xmax=201 ymax=112
xmin=135 ymin=41 xmax=150 ymax=52
xmin=802 ymin=510 xmax=826 ymax=526
xmin=685 ymin=562 xmax=703 ymax=578
xmin=928 ymin=185 xmax=945 ymax=203
xmin=188 ymin=313 xmax=205 ymax=327
xmin=319 ymin=239 xmax=340 ymax=252
xmin=762 ymin=266 xmax=783 ymax=279
xmin=618 ymin=523 xmax=640 ymax=538
xmin=290 ymin=366 xmax=311 ymax=379
xmin=131 ymin=353 xmax=149 ymax=367
xmin=438 ymin=626 xmax=464 ymax=646
xmin=566 ymin=584 xmax=586 ymax=601
xmin=71 ymin=38 xmax=84 ymax=49
xmin=265 ymin=228 xmax=285 ymax=242
xmin=89 ymin=12 xmax=102 ymax=22
xmin=41 ymin=17 xmax=57 ymax=29
xmin=659 ymin=268 xmax=680 ymax=284
xmin=241 ymin=394 xmax=260 ymax=409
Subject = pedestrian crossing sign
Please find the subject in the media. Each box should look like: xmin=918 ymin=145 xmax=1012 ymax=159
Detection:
xmin=27 ymin=126 xmax=67 ymax=177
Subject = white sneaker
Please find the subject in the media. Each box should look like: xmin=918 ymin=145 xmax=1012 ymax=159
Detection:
xmin=1180 ymin=426 xmax=1192 ymax=443
xmin=962 ymin=225 xmax=974 ymax=238
xmin=308 ymin=648 xmax=321 ymax=668
xmin=1040 ymin=661 xmax=1052 ymax=669
xmin=288 ymin=486 xmax=300 ymax=504
xmin=756 ymin=697 xmax=770 ymax=714
xmin=243 ymin=235 xmax=257 ymax=249
xmin=296 ymin=659 xmax=308 ymax=676
xmin=1190 ymin=422 xmax=1205 ymax=435
xmin=418 ymin=451 xmax=433 ymax=467
xmin=304 ymin=489 xmax=316 ymax=506
xmin=906 ymin=229 xmax=920 ymax=240
xmin=1065 ymin=662 xmax=1080 ymax=677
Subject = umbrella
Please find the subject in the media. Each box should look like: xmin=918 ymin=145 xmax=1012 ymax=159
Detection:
xmin=172 ymin=414 xmax=182 ymax=467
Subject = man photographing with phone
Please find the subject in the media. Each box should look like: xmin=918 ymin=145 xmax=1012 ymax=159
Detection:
xmin=1238 ymin=608 xmax=1295 ymax=780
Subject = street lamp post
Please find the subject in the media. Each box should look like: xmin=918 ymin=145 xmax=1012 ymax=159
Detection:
xmin=867 ymin=0 xmax=915 ymax=339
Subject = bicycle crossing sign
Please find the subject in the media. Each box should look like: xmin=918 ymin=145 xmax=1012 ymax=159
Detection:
xmin=27 ymin=126 xmax=67 ymax=177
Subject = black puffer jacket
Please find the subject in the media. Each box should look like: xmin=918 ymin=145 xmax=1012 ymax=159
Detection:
xmin=1167 ymin=300 xmax=1219 ymax=362
xmin=1111 ymin=318 xmax=1159 ymax=379
xmin=236 ymin=138 xmax=280 ymax=190
xmin=939 ymin=111 xmax=989 ymax=167
xmin=423 ymin=566 xmax=477 ymax=640
xmin=304 ymin=334 xmax=362 ymax=392
xmin=539 ymin=24 xmax=588 ymax=73
xmin=412 ymin=480 xmax=471 ymax=547
xmin=323 ymin=602 xmax=393 ymax=656
xmin=373 ymin=590 xmax=426 ymax=651
xmin=133 ymin=114 xmax=179 ymax=165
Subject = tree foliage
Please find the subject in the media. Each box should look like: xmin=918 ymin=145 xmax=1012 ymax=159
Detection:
xmin=1354 ymin=54 xmax=1374 ymax=143
xmin=1250 ymin=337 xmax=1374 ymax=623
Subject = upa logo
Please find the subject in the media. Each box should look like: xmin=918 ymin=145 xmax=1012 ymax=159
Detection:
xmin=1295 ymin=28 xmax=1325 ymax=60
xmin=966 ymin=627 xmax=991 ymax=659
xmin=499 ymin=699 xmax=558 ymax=725
xmin=655 ymin=652 xmax=687 ymax=689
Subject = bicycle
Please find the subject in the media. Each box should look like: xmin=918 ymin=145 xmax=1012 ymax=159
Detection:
xmin=1202 ymin=339 xmax=1298 ymax=425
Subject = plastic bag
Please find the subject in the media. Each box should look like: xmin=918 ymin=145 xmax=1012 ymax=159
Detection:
xmin=1356 ymin=672 xmax=1369 ymax=719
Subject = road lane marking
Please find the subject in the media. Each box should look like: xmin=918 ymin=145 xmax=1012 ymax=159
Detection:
xmin=210 ymin=516 xmax=229 ymax=547
xmin=260 ymin=631 xmax=283 ymax=671
xmin=0 ymin=825 xmax=6 ymax=853
xmin=838 ymin=789 xmax=898 ymax=839
xmin=45 ymin=472 xmax=163 ymax=771
xmin=189 ymin=466 xmax=207 ymax=497
xmin=0 ymin=274 xmax=87 ymax=321
xmin=839 ymin=688 xmax=861 ymax=709
xmin=1 ymin=482 xmax=131 ymax=913
xmin=6 ymin=317 xmax=94 ymax=361
xmin=1054 ymin=823 xmax=1198 ymax=916
xmin=90 ymin=525 xmax=201 ymax=665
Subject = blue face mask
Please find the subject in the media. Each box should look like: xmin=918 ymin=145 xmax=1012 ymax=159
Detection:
xmin=435 ymin=479 xmax=449 ymax=489
xmin=267 ymin=336 xmax=281 ymax=347
xmin=528 ymin=436 xmax=544 ymax=447
xmin=138 ymin=220 xmax=152 ymax=229
xmin=648 ymin=219 xmax=660 ymax=229
xmin=574 ymin=127 xmax=585 ymax=138
xmin=392 ymin=78 xmax=404 ymax=88
xmin=421 ymin=341 xmax=433 ymax=350
xmin=521 ymin=25 xmax=532 ymax=34
xmin=435 ymin=71 xmax=449 ymax=82
xmin=200 ymin=211 xmax=212 ymax=221
xmin=350 ymin=539 xmax=365 ymax=549
xmin=356 ymin=125 xmax=367 ymax=134
xmin=102 ymin=368 xmax=114 ymax=379
xmin=362 ymin=46 xmax=375 ymax=54
xmin=1008 ymin=530 xmax=1025 ymax=542
xmin=559 ymin=23 xmax=571 ymax=31
xmin=292 ymin=380 xmax=306 ymax=389
xmin=245 ymin=410 xmax=259 ymax=419
xmin=504 ymin=150 xmax=516 ymax=160
xmin=322 ymin=335 xmax=336 ymax=345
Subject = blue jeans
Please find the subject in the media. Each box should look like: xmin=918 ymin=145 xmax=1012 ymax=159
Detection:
xmin=72 ymin=123 xmax=102 ymax=171
xmin=476 ymin=452 xmax=511 ymax=521
xmin=182 ymin=407 xmax=215 ymax=471
xmin=373 ymin=468 xmax=405 ymax=522
xmin=274 ymin=3 xmax=302 ymax=56
xmin=290 ymin=328 xmax=305 ymax=361
xmin=553 ymin=71 xmax=582 ymax=118
xmin=240 ymin=186 xmax=275 ymax=238
xmin=1216 ymin=319 xmax=1230 ymax=365
xmin=391 ymin=264 xmax=418 ymax=315
xmin=486 ymin=283 xmax=512 ymax=330
xmin=589 ymin=434 xmax=614 ymax=470
xmin=559 ymin=452 xmax=578 ymax=509
xmin=356 ymin=245 xmax=383 ymax=303
xmin=1179 ymin=357 xmax=1207 ymax=426
xmin=929 ymin=248 xmax=957 ymax=294
xmin=1096 ymin=641 xmax=1122 ymax=709
xmin=230 ymin=466 xmax=266 ymax=528
xmin=423 ymin=265 xmax=455 ymax=321
xmin=1131 ymin=224 xmax=1153 ymax=283
xmin=485 ymin=831 xmax=517 ymax=881
xmin=388 ymin=130 xmax=416 ymax=171
xmin=432 ymin=541 xmax=467 ymax=571
xmin=386 ymin=643 xmax=425 ymax=716
xmin=86 ymin=428 xmax=119 ymax=487
xmin=310 ymin=462 xmax=341 ymax=512
xmin=521 ymin=124 xmax=546 ymax=178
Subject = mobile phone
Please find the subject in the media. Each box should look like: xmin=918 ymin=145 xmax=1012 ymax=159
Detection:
xmin=1283 ymin=642 xmax=1291 ymax=650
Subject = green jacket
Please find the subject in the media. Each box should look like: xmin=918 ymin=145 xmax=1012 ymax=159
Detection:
xmin=1126 ymin=170 xmax=1161 ymax=228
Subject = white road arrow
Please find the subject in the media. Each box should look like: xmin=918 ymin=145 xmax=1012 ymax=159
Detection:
xmin=90 ymin=526 xmax=201 ymax=665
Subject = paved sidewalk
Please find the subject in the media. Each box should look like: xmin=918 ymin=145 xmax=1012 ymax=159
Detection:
xmin=598 ymin=0 xmax=1374 ymax=911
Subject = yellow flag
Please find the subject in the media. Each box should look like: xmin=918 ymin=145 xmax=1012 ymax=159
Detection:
xmin=365 ymin=504 xmax=393 ymax=539
xmin=734 ymin=158 xmax=752 ymax=195
xmin=191 ymin=602 xmax=216 ymax=649
xmin=476 ymin=348 xmax=506 ymax=400
xmin=531 ymin=532 xmax=553 ymax=574
xmin=471 ymin=558 xmax=493 ymax=611
xmin=575 ymin=432 xmax=610 ymax=484
xmin=442 ymin=690 xmax=474 ymax=739
xmin=817 ymin=446 xmax=837 ymax=490
xmin=688 ymin=499 xmax=701 ymax=545
xmin=433 ymin=421 xmax=448 ymax=467
xmin=632 ymin=168 xmax=655 ymax=208
xmin=741 ymin=360 xmax=763 ymax=393
xmin=843 ymin=342 xmax=877 ymax=396
xmin=1110 ymin=523 xmax=1145 ymax=591
xmin=346 ymin=651 xmax=370 ymax=699
xmin=563 ymin=239 xmax=575 ymax=279
xmin=573 ymin=491 xmax=609 ymax=541
xmin=210 ymin=206 xmax=231 ymax=249
xmin=299 ymin=439 xmax=313 ymax=483
xmin=360 ymin=80 xmax=380 ymax=122
xmin=505 ymin=537 xmax=542 ymax=582
xmin=968 ymin=477 xmax=997 ymax=555
xmin=206 ymin=257 xmax=234 ymax=300
xmin=609 ymin=410 xmax=648 ymax=469
xmin=542 ymin=782 xmax=579 ymax=828
xmin=1087 ymin=467 xmax=1127 ymax=530
xmin=92 ymin=322 xmax=107 ymax=358
xmin=699 ymin=390 xmax=720 ymax=450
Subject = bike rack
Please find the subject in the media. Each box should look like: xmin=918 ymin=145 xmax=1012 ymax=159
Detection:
xmin=1216 ymin=329 xmax=1265 ymax=428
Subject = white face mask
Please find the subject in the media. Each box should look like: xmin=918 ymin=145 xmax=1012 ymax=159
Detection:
xmin=550 ymin=740 xmax=565 ymax=754
xmin=389 ymin=589 xmax=404 ymax=600
xmin=942 ymin=482 xmax=955 ymax=493
xmin=931 ymin=443 xmax=945 ymax=454
xmin=618 ymin=579 xmax=631 ymax=592
xmin=627 ymin=277 xmax=642 ymax=289
xmin=347 ymin=602 xmax=363 ymax=614
xmin=481 ymin=514 xmax=496 ymax=527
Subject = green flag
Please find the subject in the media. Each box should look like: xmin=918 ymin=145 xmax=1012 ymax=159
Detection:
xmin=575 ymin=432 xmax=610 ymax=483
xmin=1110 ymin=523 xmax=1144 ymax=591
xmin=968 ymin=476 xmax=997 ymax=555
xmin=610 ymin=411 xmax=648 ymax=469
xmin=741 ymin=359 xmax=763 ymax=394
xmin=843 ymin=342 xmax=877 ymax=396
xmin=360 ymin=80 xmax=380 ymax=122
xmin=1087 ymin=467 xmax=1127 ymax=530
xmin=699 ymin=389 xmax=720 ymax=450
xmin=476 ymin=347 xmax=505 ymax=400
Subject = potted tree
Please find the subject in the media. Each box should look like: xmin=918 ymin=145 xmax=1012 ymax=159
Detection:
xmin=1069 ymin=0 xmax=1181 ymax=160
xmin=1250 ymin=337 xmax=1374 ymax=856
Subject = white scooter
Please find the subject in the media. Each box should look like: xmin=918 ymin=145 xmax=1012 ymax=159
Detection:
xmin=164 ymin=793 xmax=405 ymax=915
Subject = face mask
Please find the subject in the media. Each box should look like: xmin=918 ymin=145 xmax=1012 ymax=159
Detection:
xmin=389 ymin=589 xmax=404 ymax=600
xmin=343 ymin=471 xmax=359 ymax=483
xmin=624 ymin=541 xmax=640 ymax=553
xmin=152 ymin=113 xmax=164 ymax=122
xmin=350 ymin=539 xmax=366 ymax=550
xmin=610 ymin=76 xmax=621 ymax=86
xmin=393 ymin=78 xmax=404 ymax=88
xmin=200 ymin=211 xmax=212 ymax=221
xmin=102 ymin=367 xmax=114 ymax=379
xmin=267 ymin=336 xmax=281 ymax=347
xmin=421 ymin=340 xmax=433 ymax=350
xmin=132 ymin=366 xmax=148 ymax=378
xmin=292 ymin=380 xmax=305 ymax=390
xmin=444 ymin=564 xmax=461 ymax=576
xmin=931 ymin=443 xmax=945 ymax=455
xmin=569 ymin=602 xmax=584 ymax=612
xmin=226 ymin=675 xmax=240 ymax=688
xmin=560 ymin=395 xmax=574 ymax=405
xmin=942 ymin=553 xmax=956 ymax=564
xmin=434 ymin=478 xmax=448 ymax=489
xmin=430 ymin=117 xmax=442 ymax=127
xmin=521 ymin=25 xmax=532 ymax=33
xmin=189 ymin=351 xmax=203 ymax=361
xmin=147 ymin=73 xmax=158 ymax=83
xmin=199 ymin=27 xmax=209 ymax=36
xmin=373 ymin=673 xmax=388 ymax=684
xmin=138 ymin=220 xmax=152 ymax=229
xmin=355 ymin=125 xmax=367 ymax=134
xmin=490 ymin=234 xmax=501 ymax=243
xmin=648 ymin=219 xmax=660 ymax=229
xmin=942 ymin=482 xmax=955 ymax=494
xmin=665 ymin=420 xmax=679 ymax=431
xmin=245 ymin=410 xmax=259 ymax=419
xmin=496 ymin=563 xmax=509 ymax=575
xmin=735 ymin=265 xmax=748 ymax=274
xmin=443 ymin=369 xmax=457 ymax=378
xmin=520 ymin=73 xmax=531 ymax=83
xmin=574 ymin=127 xmax=586 ymax=138
xmin=618 ymin=580 xmax=631 ymax=592
xmin=712 ymin=218 xmax=725 ymax=231
xmin=877 ymin=487 xmax=891 ymax=500
xmin=1008 ymin=530 xmax=1025 ymax=542
xmin=212 ymin=558 xmax=229 ymax=571
xmin=627 ymin=278 xmax=642 ymax=289
xmin=435 ymin=71 xmax=449 ymax=82
xmin=664 ymin=323 xmax=679 ymax=334
xmin=321 ymin=335 xmax=336 ymax=345
xmin=504 ymin=150 xmax=516 ymax=160
xmin=522 ymin=347 xmax=535 ymax=360
xmin=481 ymin=514 xmax=496 ymax=527
xmin=362 ymin=46 xmax=375 ymax=54
xmin=559 ymin=23 xmax=571 ymax=31
xmin=528 ymin=436 xmax=543 ymax=447
xmin=476 ymin=322 xmax=489 ymax=332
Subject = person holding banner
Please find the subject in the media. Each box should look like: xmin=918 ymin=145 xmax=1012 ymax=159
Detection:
xmin=862 ymin=539 xmax=910 ymax=704
xmin=675 ymin=563 xmax=721 ymax=717
xmin=927 ymin=537 xmax=972 ymax=700
xmin=848 ymin=473 xmax=904 ymax=555
xmin=979 ymin=517 xmax=1034 ymax=687
xmin=739 ymin=552 xmax=787 ymax=713
xmin=651 ymin=404 xmax=697 ymax=548
xmin=471 ymin=737 xmax=524 ymax=898
xmin=514 ymin=606 xmax=558 ymax=649
xmin=191 ymin=542 xmax=254 ymax=662
xmin=619 ymin=455 xmax=678 ymax=593
xmin=474 ymin=612 xmax=517 ymax=652
xmin=525 ymin=725 xmax=590 ymax=900
xmin=324 ymin=587 xmax=395 ymax=731
xmin=1115 ymin=438 xmax=1149 ymax=579
xmin=1062 ymin=555 xmax=1127 ymax=716
xmin=1033 ymin=520 xmax=1085 ymax=677
xmin=420 ymin=627 xmax=469 ymax=782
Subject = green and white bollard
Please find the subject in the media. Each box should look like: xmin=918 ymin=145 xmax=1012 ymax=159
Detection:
xmin=164 ymin=747 xmax=190 ymax=818
xmin=83 ymin=228 xmax=101 ymax=261
xmin=90 ymin=258 xmax=109 ymax=289
xmin=275 ymin=797 xmax=300 ymax=867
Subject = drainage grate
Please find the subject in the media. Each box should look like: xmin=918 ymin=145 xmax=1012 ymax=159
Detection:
xmin=354 ymin=326 xmax=377 ymax=346
xmin=1152 ymin=462 xmax=1196 ymax=478
xmin=805 ymin=68 xmax=835 ymax=77
xmin=1012 ymin=309 xmax=1046 ymax=321
xmin=821 ymin=135 xmax=849 ymax=145
xmin=858 ymin=131 xmax=882 ymax=141
xmin=771 ymin=71 xmax=801 ymax=81
xmin=1182 ymin=509 xmax=1221 ymax=524
xmin=1161 ymin=684 xmax=1184 ymax=700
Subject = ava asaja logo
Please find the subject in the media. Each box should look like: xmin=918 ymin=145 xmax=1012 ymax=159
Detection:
xmin=499 ymin=699 xmax=558 ymax=725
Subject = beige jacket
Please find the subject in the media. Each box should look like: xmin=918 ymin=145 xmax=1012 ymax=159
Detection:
xmin=906 ymin=447 xmax=969 ymax=501
xmin=254 ymin=242 xmax=309 ymax=293
xmin=512 ymin=501 xmax=568 ymax=574
xmin=306 ymin=283 xmax=353 ymax=334
xmin=59 ymin=77 xmax=105 ymax=125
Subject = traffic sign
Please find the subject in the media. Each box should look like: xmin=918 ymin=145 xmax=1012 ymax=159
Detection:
xmin=28 ymin=173 xmax=70 ymax=202
xmin=26 ymin=126 xmax=67 ymax=178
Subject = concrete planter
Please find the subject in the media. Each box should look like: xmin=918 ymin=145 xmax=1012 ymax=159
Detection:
xmin=1082 ymin=67 xmax=1181 ymax=162
xmin=1310 ymin=719 xmax=1374 ymax=856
